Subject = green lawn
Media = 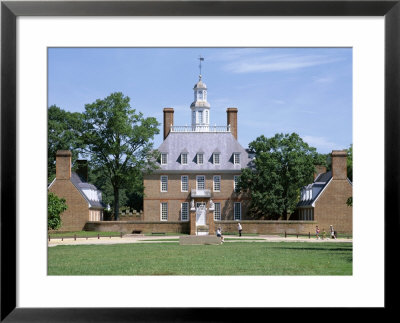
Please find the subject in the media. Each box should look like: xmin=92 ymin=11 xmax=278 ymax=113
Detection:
xmin=48 ymin=241 xmax=352 ymax=275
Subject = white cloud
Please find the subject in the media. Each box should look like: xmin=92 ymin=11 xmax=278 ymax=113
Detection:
xmin=223 ymin=54 xmax=343 ymax=74
xmin=303 ymin=135 xmax=343 ymax=152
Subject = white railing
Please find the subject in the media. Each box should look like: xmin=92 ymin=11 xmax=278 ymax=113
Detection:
xmin=191 ymin=189 xmax=212 ymax=198
xmin=170 ymin=125 xmax=231 ymax=133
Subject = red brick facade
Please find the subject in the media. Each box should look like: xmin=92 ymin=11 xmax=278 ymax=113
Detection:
xmin=143 ymin=173 xmax=250 ymax=235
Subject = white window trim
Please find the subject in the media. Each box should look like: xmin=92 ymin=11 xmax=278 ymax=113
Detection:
xmin=181 ymin=153 xmax=188 ymax=165
xmin=181 ymin=175 xmax=188 ymax=192
xmin=234 ymin=175 xmax=239 ymax=191
xmin=213 ymin=175 xmax=221 ymax=192
xmin=197 ymin=153 xmax=204 ymax=165
xmin=213 ymin=153 xmax=220 ymax=165
xmin=233 ymin=153 xmax=241 ymax=165
xmin=181 ymin=202 xmax=189 ymax=221
xmin=160 ymin=202 xmax=168 ymax=221
xmin=160 ymin=175 xmax=168 ymax=192
xmin=161 ymin=153 xmax=168 ymax=165
xmin=214 ymin=202 xmax=221 ymax=221
xmin=196 ymin=175 xmax=205 ymax=190
xmin=234 ymin=202 xmax=242 ymax=220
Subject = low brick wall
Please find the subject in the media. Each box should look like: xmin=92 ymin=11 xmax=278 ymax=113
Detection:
xmin=85 ymin=220 xmax=319 ymax=235
xmin=215 ymin=220 xmax=317 ymax=235
xmin=85 ymin=221 xmax=190 ymax=234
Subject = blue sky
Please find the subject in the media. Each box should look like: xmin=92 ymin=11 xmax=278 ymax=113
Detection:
xmin=48 ymin=47 xmax=352 ymax=153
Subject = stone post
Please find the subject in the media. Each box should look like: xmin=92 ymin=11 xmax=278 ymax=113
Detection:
xmin=190 ymin=209 xmax=197 ymax=235
xmin=207 ymin=211 xmax=215 ymax=236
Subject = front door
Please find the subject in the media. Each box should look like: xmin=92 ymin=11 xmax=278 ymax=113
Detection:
xmin=196 ymin=202 xmax=206 ymax=226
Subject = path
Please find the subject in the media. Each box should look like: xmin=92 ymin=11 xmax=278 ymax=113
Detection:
xmin=48 ymin=234 xmax=352 ymax=247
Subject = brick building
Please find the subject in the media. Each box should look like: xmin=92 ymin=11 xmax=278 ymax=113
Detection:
xmin=294 ymin=150 xmax=353 ymax=233
xmin=143 ymin=73 xmax=252 ymax=235
xmin=48 ymin=150 xmax=105 ymax=231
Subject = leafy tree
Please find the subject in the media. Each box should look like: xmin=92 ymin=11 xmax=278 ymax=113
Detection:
xmin=82 ymin=92 xmax=160 ymax=220
xmin=346 ymin=144 xmax=353 ymax=182
xmin=48 ymin=192 xmax=67 ymax=230
xmin=238 ymin=133 xmax=317 ymax=219
xmin=48 ymin=105 xmax=84 ymax=183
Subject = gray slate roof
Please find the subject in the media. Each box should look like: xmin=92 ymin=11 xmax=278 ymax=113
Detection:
xmin=296 ymin=171 xmax=332 ymax=207
xmin=157 ymin=132 xmax=251 ymax=172
xmin=71 ymin=172 xmax=105 ymax=209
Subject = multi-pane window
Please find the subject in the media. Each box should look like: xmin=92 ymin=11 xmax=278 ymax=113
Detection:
xmin=196 ymin=175 xmax=205 ymax=190
xmin=214 ymin=203 xmax=221 ymax=221
xmin=192 ymin=111 xmax=196 ymax=124
xmin=197 ymin=153 xmax=204 ymax=165
xmin=234 ymin=202 xmax=242 ymax=220
xmin=205 ymin=110 xmax=209 ymax=124
xmin=213 ymin=153 xmax=220 ymax=165
xmin=181 ymin=175 xmax=188 ymax=192
xmin=160 ymin=202 xmax=168 ymax=221
xmin=233 ymin=153 xmax=241 ymax=165
xmin=181 ymin=202 xmax=189 ymax=221
xmin=181 ymin=153 xmax=188 ymax=165
xmin=161 ymin=153 xmax=168 ymax=165
xmin=198 ymin=111 xmax=203 ymax=124
xmin=213 ymin=175 xmax=221 ymax=192
xmin=160 ymin=175 xmax=168 ymax=192
xmin=234 ymin=175 xmax=239 ymax=191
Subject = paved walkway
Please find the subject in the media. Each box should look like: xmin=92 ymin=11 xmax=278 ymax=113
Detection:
xmin=48 ymin=234 xmax=352 ymax=247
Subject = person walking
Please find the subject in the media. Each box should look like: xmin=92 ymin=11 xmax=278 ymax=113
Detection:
xmin=330 ymin=225 xmax=337 ymax=239
xmin=316 ymin=226 xmax=320 ymax=240
xmin=216 ymin=227 xmax=224 ymax=243
xmin=237 ymin=222 xmax=242 ymax=237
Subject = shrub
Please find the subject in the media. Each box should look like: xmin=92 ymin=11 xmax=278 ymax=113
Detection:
xmin=48 ymin=192 xmax=67 ymax=230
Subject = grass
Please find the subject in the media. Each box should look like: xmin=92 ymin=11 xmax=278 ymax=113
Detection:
xmin=48 ymin=241 xmax=352 ymax=275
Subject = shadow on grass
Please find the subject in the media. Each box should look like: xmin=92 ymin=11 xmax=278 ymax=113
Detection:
xmin=273 ymin=246 xmax=353 ymax=252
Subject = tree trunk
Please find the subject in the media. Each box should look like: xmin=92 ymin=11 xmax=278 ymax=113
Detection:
xmin=114 ymin=187 xmax=120 ymax=221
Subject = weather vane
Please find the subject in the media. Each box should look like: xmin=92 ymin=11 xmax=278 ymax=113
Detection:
xmin=198 ymin=55 xmax=204 ymax=76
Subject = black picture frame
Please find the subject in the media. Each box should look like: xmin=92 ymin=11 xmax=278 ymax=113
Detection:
xmin=1 ymin=0 xmax=398 ymax=321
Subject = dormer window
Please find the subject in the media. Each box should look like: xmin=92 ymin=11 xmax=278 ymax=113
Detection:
xmin=233 ymin=153 xmax=241 ymax=165
xmin=213 ymin=153 xmax=220 ymax=165
xmin=161 ymin=153 xmax=168 ymax=165
xmin=197 ymin=153 xmax=204 ymax=165
xmin=181 ymin=153 xmax=188 ymax=165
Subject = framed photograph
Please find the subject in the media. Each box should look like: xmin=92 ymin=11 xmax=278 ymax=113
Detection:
xmin=1 ymin=0 xmax=398 ymax=321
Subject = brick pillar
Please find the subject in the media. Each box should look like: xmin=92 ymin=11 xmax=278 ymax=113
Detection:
xmin=56 ymin=150 xmax=72 ymax=180
xmin=331 ymin=150 xmax=347 ymax=179
xmin=76 ymin=160 xmax=88 ymax=182
xmin=207 ymin=210 xmax=215 ymax=236
xmin=163 ymin=108 xmax=174 ymax=140
xmin=190 ymin=209 xmax=197 ymax=235
xmin=227 ymin=107 xmax=238 ymax=140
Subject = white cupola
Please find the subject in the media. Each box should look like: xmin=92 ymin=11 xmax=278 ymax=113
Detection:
xmin=190 ymin=58 xmax=210 ymax=131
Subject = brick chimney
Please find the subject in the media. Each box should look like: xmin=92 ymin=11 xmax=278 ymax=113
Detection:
xmin=227 ymin=107 xmax=238 ymax=140
xmin=331 ymin=150 xmax=347 ymax=180
xmin=76 ymin=160 xmax=88 ymax=182
xmin=163 ymin=108 xmax=174 ymax=140
xmin=56 ymin=150 xmax=72 ymax=180
xmin=314 ymin=165 xmax=327 ymax=180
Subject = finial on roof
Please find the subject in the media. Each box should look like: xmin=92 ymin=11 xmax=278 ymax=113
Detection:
xmin=198 ymin=55 xmax=204 ymax=78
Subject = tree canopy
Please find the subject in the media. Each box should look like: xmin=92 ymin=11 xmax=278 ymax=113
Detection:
xmin=82 ymin=92 xmax=160 ymax=220
xmin=237 ymin=133 xmax=319 ymax=219
xmin=48 ymin=105 xmax=84 ymax=183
